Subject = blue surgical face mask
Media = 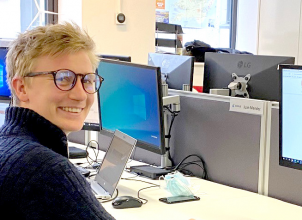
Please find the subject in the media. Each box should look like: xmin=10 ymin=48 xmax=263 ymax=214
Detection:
xmin=163 ymin=171 xmax=194 ymax=197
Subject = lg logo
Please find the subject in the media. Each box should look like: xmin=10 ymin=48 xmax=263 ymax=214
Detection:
xmin=238 ymin=61 xmax=251 ymax=68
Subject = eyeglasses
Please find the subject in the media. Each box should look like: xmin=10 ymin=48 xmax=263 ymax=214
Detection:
xmin=25 ymin=69 xmax=104 ymax=94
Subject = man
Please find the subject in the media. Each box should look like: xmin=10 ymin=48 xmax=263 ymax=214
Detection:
xmin=0 ymin=23 xmax=115 ymax=219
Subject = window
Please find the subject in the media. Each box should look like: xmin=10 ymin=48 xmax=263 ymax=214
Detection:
xmin=0 ymin=0 xmax=58 ymax=39
xmin=156 ymin=0 xmax=236 ymax=49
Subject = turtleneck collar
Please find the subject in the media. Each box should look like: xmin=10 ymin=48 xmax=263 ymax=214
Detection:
xmin=1 ymin=107 xmax=68 ymax=157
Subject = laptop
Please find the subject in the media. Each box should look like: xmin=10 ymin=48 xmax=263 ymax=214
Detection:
xmin=90 ymin=130 xmax=137 ymax=199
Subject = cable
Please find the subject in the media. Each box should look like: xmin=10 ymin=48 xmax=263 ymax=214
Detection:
xmin=163 ymin=105 xmax=180 ymax=167
xmin=99 ymin=189 xmax=119 ymax=203
xmin=173 ymin=154 xmax=208 ymax=180
xmin=85 ymin=140 xmax=102 ymax=169
xmin=121 ymin=178 xmax=160 ymax=204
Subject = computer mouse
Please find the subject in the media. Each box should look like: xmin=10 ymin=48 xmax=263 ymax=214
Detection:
xmin=112 ymin=196 xmax=143 ymax=209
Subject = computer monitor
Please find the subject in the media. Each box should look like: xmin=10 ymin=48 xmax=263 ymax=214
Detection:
xmin=97 ymin=59 xmax=165 ymax=155
xmin=203 ymin=53 xmax=295 ymax=102
xmin=0 ymin=47 xmax=11 ymax=100
xmin=97 ymin=54 xmax=131 ymax=62
xmin=81 ymin=54 xmax=132 ymax=131
xmin=0 ymin=100 xmax=9 ymax=128
xmin=279 ymin=64 xmax=302 ymax=170
xmin=148 ymin=53 xmax=194 ymax=91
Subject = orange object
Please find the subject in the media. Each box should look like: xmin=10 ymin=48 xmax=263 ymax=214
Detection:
xmin=156 ymin=0 xmax=165 ymax=9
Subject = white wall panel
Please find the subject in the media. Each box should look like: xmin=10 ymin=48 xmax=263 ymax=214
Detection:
xmin=82 ymin=0 xmax=155 ymax=65
xmin=236 ymin=0 xmax=259 ymax=54
xmin=258 ymin=0 xmax=301 ymax=62
xmin=58 ymin=0 xmax=82 ymax=27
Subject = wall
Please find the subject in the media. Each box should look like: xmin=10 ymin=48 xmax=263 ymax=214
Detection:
xmin=0 ymin=0 xmax=21 ymax=39
xmin=236 ymin=0 xmax=259 ymax=54
xmin=58 ymin=0 xmax=82 ymax=26
xmin=81 ymin=0 xmax=156 ymax=64
xmin=258 ymin=0 xmax=301 ymax=62
xmin=236 ymin=0 xmax=302 ymax=64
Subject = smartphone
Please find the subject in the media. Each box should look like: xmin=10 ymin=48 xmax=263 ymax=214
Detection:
xmin=159 ymin=195 xmax=200 ymax=204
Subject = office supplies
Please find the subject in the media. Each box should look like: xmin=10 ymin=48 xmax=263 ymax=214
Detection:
xmin=90 ymin=130 xmax=137 ymax=199
xmin=112 ymin=196 xmax=143 ymax=209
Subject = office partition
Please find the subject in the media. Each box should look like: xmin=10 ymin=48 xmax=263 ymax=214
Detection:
xmin=264 ymin=103 xmax=302 ymax=206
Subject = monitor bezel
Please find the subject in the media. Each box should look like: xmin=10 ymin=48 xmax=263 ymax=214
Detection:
xmin=279 ymin=64 xmax=302 ymax=170
xmin=148 ymin=53 xmax=195 ymax=91
xmin=97 ymin=54 xmax=131 ymax=62
xmin=97 ymin=59 xmax=166 ymax=155
xmin=0 ymin=47 xmax=11 ymax=100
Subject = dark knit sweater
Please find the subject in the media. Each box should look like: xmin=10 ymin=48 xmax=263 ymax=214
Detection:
xmin=0 ymin=107 xmax=115 ymax=220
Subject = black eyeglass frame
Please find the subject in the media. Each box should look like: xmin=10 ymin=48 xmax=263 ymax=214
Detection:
xmin=25 ymin=69 xmax=104 ymax=94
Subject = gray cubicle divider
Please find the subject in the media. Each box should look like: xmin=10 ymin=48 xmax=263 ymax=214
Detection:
xmin=168 ymin=90 xmax=267 ymax=193
xmin=68 ymin=90 xmax=268 ymax=194
xmin=264 ymin=103 xmax=302 ymax=206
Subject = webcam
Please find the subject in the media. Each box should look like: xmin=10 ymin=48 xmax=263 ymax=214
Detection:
xmin=116 ymin=13 xmax=126 ymax=24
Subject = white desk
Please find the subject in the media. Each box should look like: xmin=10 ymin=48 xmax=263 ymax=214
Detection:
xmin=69 ymin=142 xmax=302 ymax=220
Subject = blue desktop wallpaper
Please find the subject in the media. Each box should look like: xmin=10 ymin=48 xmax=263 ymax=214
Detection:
xmin=98 ymin=61 xmax=163 ymax=149
xmin=0 ymin=48 xmax=11 ymax=98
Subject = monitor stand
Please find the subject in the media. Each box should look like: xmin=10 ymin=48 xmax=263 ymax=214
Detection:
xmin=210 ymin=73 xmax=250 ymax=98
xmin=129 ymin=165 xmax=171 ymax=179
xmin=130 ymin=85 xmax=181 ymax=179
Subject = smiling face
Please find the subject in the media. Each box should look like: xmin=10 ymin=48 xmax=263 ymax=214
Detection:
xmin=17 ymin=51 xmax=95 ymax=134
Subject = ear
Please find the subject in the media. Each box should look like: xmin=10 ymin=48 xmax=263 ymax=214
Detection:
xmin=11 ymin=77 xmax=29 ymax=102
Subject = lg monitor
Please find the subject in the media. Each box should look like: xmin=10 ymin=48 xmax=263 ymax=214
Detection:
xmin=279 ymin=64 xmax=302 ymax=170
xmin=97 ymin=59 xmax=165 ymax=155
xmin=203 ymin=53 xmax=295 ymax=102
xmin=97 ymin=54 xmax=131 ymax=62
xmin=148 ymin=53 xmax=194 ymax=91
xmin=0 ymin=47 xmax=11 ymax=100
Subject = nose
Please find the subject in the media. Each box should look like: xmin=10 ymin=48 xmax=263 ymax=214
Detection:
xmin=68 ymin=76 xmax=87 ymax=101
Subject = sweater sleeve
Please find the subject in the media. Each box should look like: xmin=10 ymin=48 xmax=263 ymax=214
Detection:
xmin=18 ymin=150 xmax=115 ymax=220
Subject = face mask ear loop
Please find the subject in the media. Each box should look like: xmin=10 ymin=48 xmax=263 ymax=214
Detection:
xmin=159 ymin=175 xmax=165 ymax=189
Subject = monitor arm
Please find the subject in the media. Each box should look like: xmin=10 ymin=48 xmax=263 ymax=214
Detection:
xmin=161 ymin=84 xmax=181 ymax=167
xmin=228 ymin=73 xmax=250 ymax=98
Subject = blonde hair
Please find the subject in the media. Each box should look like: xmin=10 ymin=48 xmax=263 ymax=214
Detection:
xmin=6 ymin=22 xmax=99 ymax=105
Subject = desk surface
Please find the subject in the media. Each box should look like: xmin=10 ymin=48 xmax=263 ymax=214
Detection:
xmin=69 ymin=142 xmax=302 ymax=220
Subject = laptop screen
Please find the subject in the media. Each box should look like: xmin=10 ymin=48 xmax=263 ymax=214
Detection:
xmin=95 ymin=130 xmax=136 ymax=195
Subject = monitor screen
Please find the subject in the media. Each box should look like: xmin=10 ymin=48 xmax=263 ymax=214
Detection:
xmin=0 ymin=47 xmax=11 ymax=100
xmin=82 ymin=54 xmax=132 ymax=131
xmin=97 ymin=59 xmax=165 ymax=155
xmin=98 ymin=54 xmax=131 ymax=62
xmin=0 ymin=100 xmax=9 ymax=128
xmin=148 ymin=53 xmax=194 ymax=91
xmin=279 ymin=64 xmax=302 ymax=170
xmin=203 ymin=53 xmax=295 ymax=102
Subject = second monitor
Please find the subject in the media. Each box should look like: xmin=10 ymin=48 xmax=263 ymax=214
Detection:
xmin=203 ymin=53 xmax=295 ymax=102
xmin=148 ymin=53 xmax=194 ymax=91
